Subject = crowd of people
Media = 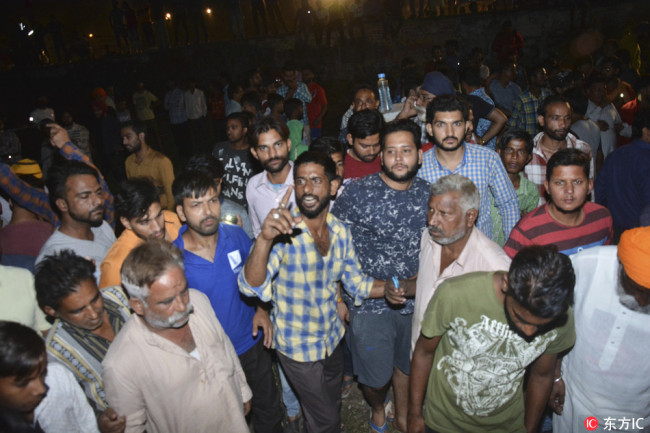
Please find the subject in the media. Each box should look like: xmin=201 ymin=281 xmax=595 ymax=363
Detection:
xmin=1 ymin=12 xmax=650 ymax=433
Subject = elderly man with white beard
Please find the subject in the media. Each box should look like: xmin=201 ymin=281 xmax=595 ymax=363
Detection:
xmin=385 ymin=174 xmax=511 ymax=352
xmin=550 ymin=227 xmax=650 ymax=432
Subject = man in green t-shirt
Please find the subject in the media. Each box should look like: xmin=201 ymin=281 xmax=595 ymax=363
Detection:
xmin=409 ymin=245 xmax=576 ymax=433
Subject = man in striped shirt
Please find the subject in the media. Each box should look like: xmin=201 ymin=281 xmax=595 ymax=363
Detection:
xmin=505 ymin=148 xmax=612 ymax=258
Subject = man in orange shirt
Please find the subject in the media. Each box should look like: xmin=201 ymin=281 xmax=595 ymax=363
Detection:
xmin=99 ymin=177 xmax=181 ymax=288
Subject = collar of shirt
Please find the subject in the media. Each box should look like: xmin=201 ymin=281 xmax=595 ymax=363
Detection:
xmin=428 ymin=226 xmax=479 ymax=275
xmin=532 ymin=132 xmax=580 ymax=159
xmin=431 ymin=143 xmax=470 ymax=173
xmin=254 ymin=162 xmax=294 ymax=191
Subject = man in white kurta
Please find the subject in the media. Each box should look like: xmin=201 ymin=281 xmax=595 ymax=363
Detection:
xmin=552 ymin=232 xmax=650 ymax=432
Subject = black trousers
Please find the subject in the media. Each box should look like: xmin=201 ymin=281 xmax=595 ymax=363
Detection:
xmin=278 ymin=344 xmax=343 ymax=433
xmin=238 ymin=338 xmax=283 ymax=433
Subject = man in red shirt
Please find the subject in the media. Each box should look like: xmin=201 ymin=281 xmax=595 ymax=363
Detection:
xmin=303 ymin=66 xmax=328 ymax=140
xmin=505 ymin=148 xmax=612 ymax=258
xmin=344 ymin=109 xmax=385 ymax=181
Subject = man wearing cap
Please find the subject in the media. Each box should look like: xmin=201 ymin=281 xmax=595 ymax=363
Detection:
xmin=396 ymin=71 xmax=506 ymax=147
xmin=396 ymin=71 xmax=456 ymax=144
xmin=549 ymin=227 xmax=650 ymax=432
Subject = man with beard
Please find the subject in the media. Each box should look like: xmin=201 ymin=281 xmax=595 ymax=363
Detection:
xmin=99 ymin=178 xmax=182 ymax=289
xmin=35 ymin=160 xmax=116 ymax=277
xmin=35 ymin=250 xmax=129 ymax=428
xmin=240 ymin=151 xmax=388 ymax=433
xmin=417 ymin=95 xmax=519 ymax=242
xmin=338 ymin=84 xmax=380 ymax=143
xmin=103 ymin=240 xmax=252 ymax=433
xmin=171 ymin=170 xmax=282 ymax=433
xmin=550 ymin=227 xmax=650 ymax=432
xmin=525 ymin=95 xmax=593 ymax=201
xmin=408 ymin=246 xmax=576 ymax=433
xmin=343 ymin=109 xmax=384 ymax=181
xmin=1 ymin=123 xmax=115 ymax=228
xmin=122 ymin=121 xmax=175 ymax=210
xmin=246 ymin=117 xmax=297 ymax=237
xmin=385 ymin=174 xmax=511 ymax=352
xmin=332 ymin=119 xmax=430 ymax=432
xmin=505 ymin=149 xmax=612 ymax=258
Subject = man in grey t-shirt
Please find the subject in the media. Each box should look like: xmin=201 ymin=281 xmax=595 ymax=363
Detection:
xmin=36 ymin=125 xmax=116 ymax=278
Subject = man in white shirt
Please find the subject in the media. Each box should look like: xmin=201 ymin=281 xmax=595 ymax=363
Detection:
xmin=184 ymin=79 xmax=209 ymax=154
xmin=585 ymin=74 xmax=623 ymax=158
xmin=246 ymin=117 xmax=296 ymax=237
xmin=550 ymin=227 xmax=650 ymax=432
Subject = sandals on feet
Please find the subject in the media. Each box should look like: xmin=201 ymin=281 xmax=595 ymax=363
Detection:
xmin=369 ymin=418 xmax=387 ymax=433
xmin=384 ymin=399 xmax=394 ymax=422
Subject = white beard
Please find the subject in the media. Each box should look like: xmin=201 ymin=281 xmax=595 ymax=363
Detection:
xmin=616 ymin=276 xmax=650 ymax=314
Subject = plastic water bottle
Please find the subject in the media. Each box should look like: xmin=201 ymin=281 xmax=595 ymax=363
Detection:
xmin=377 ymin=73 xmax=393 ymax=113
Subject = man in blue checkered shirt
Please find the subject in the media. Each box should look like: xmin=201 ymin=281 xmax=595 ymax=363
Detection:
xmin=417 ymin=94 xmax=519 ymax=242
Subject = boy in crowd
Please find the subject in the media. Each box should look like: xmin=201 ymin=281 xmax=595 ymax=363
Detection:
xmin=286 ymin=98 xmax=307 ymax=160
xmin=491 ymin=129 xmax=541 ymax=246
xmin=267 ymin=94 xmax=286 ymax=123
xmin=212 ymin=112 xmax=260 ymax=209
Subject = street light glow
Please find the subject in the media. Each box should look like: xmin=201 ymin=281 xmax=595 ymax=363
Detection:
xmin=165 ymin=12 xmax=172 ymax=20
xmin=206 ymin=8 xmax=212 ymax=14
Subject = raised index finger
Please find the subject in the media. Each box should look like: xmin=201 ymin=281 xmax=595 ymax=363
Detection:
xmin=279 ymin=185 xmax=293 ymax=208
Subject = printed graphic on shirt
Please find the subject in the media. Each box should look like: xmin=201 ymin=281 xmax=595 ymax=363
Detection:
xmin=438 ymin=315 xmax=556 ymax=416
xmin=213 ymin=145 xmax=258 ymax=208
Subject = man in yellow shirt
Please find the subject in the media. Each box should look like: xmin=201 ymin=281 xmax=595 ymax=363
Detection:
xmin=122 ymin=121 xmax=175 ymax=210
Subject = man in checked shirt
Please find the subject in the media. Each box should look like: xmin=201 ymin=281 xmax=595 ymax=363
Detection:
xmin=240 ymin=151 xmax=387 ymax=433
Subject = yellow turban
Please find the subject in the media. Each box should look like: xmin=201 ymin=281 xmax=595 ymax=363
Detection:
xmin=11 ymin=159 xmax=42 ymax=179
xmin=618 ymin=227 xmax=650 ymax=289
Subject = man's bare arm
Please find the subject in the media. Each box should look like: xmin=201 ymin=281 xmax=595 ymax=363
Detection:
xmin=525 ymin=352 xmax=557 ymax=433
xmin=408 ymin=334 xmax=442 ymax=433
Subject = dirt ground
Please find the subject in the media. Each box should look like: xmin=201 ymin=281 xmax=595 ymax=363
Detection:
xmin=341 ymin=383 xmax=403 ymax=433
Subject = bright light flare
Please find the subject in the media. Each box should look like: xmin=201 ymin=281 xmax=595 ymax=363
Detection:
xmin=88 ymin=33 xmax=93 ymax=38
xmin=206 ymin=8 xmax=212 ymax=14
xmin=165 ymin=12 xmax=172 ymax=20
